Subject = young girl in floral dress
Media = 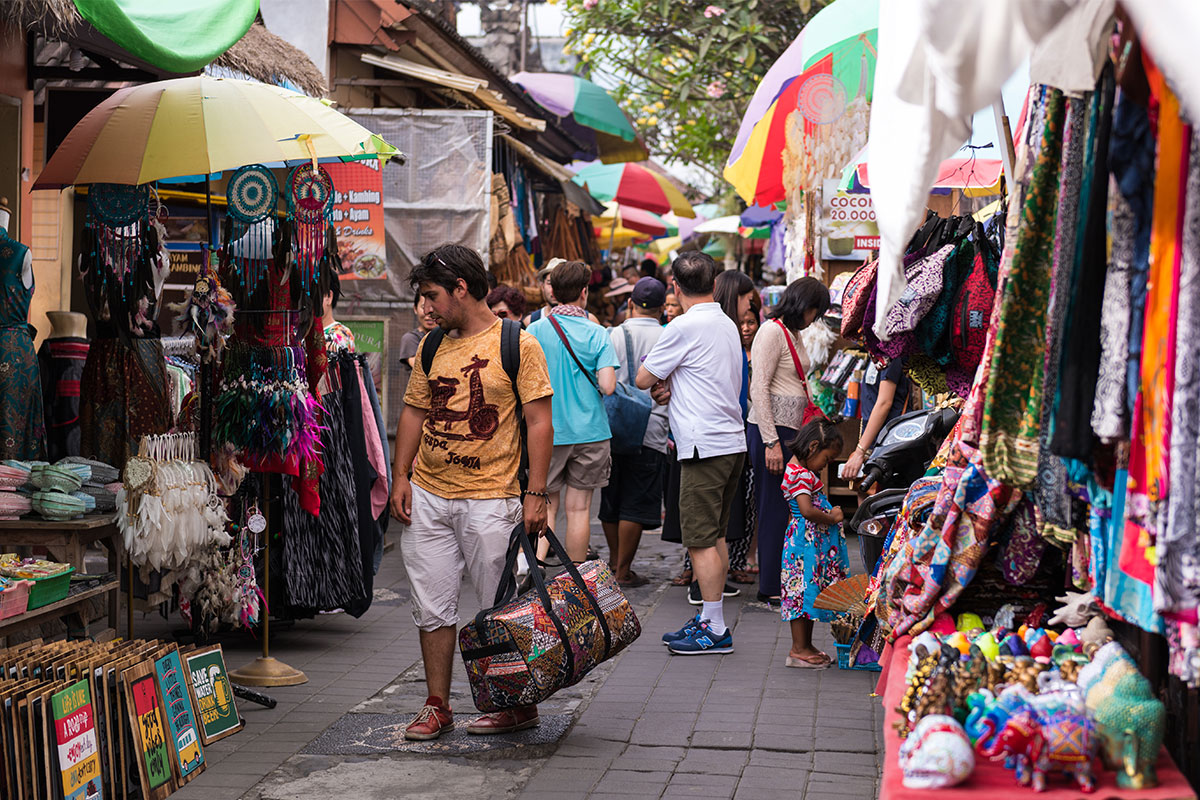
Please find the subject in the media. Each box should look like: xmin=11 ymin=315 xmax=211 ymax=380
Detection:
xmin=780 ymin=418 xmax=850 ymax=668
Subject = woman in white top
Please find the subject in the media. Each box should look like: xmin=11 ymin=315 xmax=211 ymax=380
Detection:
xmin=747 ymin=278 xmax=830 ymax=603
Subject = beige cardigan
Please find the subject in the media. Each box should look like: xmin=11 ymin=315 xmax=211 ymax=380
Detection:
xmin=747 ymin=319 xmax=811 ymax=444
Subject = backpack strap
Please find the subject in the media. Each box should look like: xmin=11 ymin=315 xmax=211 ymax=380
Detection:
xmin=420 ymin=326 xmax=446 ymax=376
xmin=499 ymin=318 xmax=529 ymax=492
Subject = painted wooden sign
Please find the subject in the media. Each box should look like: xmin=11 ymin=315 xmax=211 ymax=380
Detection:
xmin=183 ymin=646 xmax=242 ymax=744
xmin=122 ymin=660 xmax=175 ymax=800
xmin=51 ymin=679 xmax=104 ymax=800
xmin=153 ymin=649 xmax=204 ymax=783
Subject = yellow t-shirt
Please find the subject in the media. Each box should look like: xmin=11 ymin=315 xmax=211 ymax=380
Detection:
xmin=404 ymin=319 xmax=553 ymax=499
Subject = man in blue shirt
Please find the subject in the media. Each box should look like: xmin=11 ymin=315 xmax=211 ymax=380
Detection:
xmin=527 ymin=260 xmax=618 ymax=562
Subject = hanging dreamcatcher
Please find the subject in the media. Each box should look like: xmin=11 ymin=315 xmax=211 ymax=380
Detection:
xmin=286 ymin=164 xmax=334 ymax=296
xmin=225 ymin=163 xmax=279 ymax=291
xmin=84 ymin=182 xmax=151 ymax=303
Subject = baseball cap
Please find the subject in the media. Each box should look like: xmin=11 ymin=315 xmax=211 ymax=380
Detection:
xmin=536 ymin=257 xmax=566 ymax=281
xmin=630 ymin=277 xmax=667 ymax=309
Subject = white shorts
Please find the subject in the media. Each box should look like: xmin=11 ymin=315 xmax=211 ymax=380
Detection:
xmin=401 ymin=483 xmax=522 ymax=631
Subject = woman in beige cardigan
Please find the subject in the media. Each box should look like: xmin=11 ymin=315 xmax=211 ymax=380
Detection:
xmin=748 ymin=278 xmax=830 ymax=603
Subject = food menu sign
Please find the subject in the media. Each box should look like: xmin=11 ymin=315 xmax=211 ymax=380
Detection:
xmin=325 ymin=160 xmax=387 ymax=280
xmin=154 ymin=650 xmax=204 ymax=782
xmin=184 ymin=647 xmax=242 ymax=744
xmin=52 ymin=680 xmax=104 ymax=800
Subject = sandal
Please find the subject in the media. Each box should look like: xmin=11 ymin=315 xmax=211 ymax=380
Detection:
xmin=669 ymin=569 xmax=693 ymax=587
xmin=785 ymin=653 xmax=832 ymax=669
xmin=728 ymin=569 xmax=756 ymax=585
xmin=617 ymin=570 xmax=650 ymax=588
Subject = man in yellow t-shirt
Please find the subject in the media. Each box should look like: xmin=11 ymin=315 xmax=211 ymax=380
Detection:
xmin=390 ymin=244 xmax=553 ymax=742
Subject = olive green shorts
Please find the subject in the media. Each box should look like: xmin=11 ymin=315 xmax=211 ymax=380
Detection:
xmin=678 ymin=451 xmax=746 ymax=549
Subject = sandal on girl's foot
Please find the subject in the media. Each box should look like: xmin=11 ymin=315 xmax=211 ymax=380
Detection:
xmin=670 ymin=570 xmax=693 ymax=586
xmin=785 ymin=653 xmax=832 ymax=669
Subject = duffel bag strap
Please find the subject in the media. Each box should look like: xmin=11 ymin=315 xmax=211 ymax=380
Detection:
xmin=474 ymin=523 xmax=576 ymax=680
xmin=536 ymin=527 xmax=614 ymax=660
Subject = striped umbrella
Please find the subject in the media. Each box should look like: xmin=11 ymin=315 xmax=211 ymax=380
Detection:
xmin=573 ymin=162 xmax=695 ymax=218
xmin=598 ymin=202 xmax=677 ymax=237
xmin=512 ymin=72 xmax=648 ymax=164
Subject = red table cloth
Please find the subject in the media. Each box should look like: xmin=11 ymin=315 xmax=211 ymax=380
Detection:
xmin=876 ymin=635 xmax=1196 ymax=800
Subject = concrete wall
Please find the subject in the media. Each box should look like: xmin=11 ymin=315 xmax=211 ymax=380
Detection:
xmin=261 ymin=0 xmax=331 ymax=77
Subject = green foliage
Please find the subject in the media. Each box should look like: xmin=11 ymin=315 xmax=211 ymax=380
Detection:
xmin=560 ymin=0 xmax=825 ymax=192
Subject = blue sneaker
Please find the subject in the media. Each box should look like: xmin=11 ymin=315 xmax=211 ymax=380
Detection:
xmin=667 ymin=621 xmax=733 ymax=655
xmin=661 ymin=613 xmax=704 ymax=646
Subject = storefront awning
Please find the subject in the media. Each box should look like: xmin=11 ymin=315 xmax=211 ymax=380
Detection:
xmin=71 ymin=0 xmax=260 ymax=74
xmin=360 ymin=52 xmax=545 ymax=132
xmin=499 ymin=134 xmax=604 ymax=216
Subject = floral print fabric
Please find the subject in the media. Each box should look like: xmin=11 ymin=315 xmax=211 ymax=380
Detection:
xmin=779 ymin=463 xmax=848 ymax=623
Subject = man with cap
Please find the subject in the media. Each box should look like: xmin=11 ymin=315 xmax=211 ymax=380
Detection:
xmin=599 ymin=277 xmax=670 ymax=587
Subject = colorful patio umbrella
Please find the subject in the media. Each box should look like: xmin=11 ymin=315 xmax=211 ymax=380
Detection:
xmin=35 ymin=76 xmax=399 ymax=188
xmin=724 ymin=0 xmax=879 ymax=205
xmin=598 ymin=202 xmax=676 ymax=238
xmin=512 ymin=72 xmax=649 ymax=164
xmin=695 ymin=216 xmax=742 ymax=235
xmin=592 ymin=219 xmax=652 ymax=249
xmin=839 ymin=143 xmax=1004 ymax=196
xmin=573 ymin=162 xmax=695 ymax=218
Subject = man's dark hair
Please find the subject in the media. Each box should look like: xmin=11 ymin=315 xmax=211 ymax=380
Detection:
xmin=410 ymin=244 xmax=489 ymax=300
xmin=768 ymin=276 xmax=830 ymax=331
xmin=671 ymin=251 xmax=718 ymax=297
xmin=327 ymin=271 xmax=341 ymax=310
xmin=550 ymin=260 xmax=592 ymax=304
xmin=640 ymin=258 xmax=658 ymax=278
xmin=713 ymin=270 xmax=754 ymax=325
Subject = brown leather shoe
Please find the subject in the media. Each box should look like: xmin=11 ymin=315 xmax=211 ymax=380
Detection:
xmin=403 ymin=699 xmax=454 ymax=740
xmin=466 ymin=705 xmax=539 ymax=735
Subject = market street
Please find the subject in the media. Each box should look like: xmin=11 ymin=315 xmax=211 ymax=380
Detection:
xmin=128 ymin=521 xmax=882 ymax=800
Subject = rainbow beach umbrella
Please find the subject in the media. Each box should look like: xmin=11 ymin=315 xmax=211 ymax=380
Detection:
xmin=597 ymin=202 xmax=677 ymax=238
xmin=724 ymin=0 xmax=878 ymax=206
xmin=512 ymin=72 xmax=649 ymax=164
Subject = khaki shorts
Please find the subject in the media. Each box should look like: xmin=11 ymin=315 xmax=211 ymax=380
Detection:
xmin=401 ymin=483 xmax=522 ymax=631
xmin=678 ymin=451 xmax=746 ymax=549
xmin=547 ymin=440 xmax=612 ymax=492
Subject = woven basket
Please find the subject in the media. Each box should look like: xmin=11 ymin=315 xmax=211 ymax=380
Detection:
xmin=31 ymin=490 xmax=86 ymax=521
xmin=30 ymin=465 xmax=83 ymax=493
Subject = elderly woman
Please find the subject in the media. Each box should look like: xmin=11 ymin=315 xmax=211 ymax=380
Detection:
xmin=748 ymin=277 xmax=830 ymax=604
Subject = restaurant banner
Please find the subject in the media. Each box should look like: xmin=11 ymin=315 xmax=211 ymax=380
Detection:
xmin=325 ymin=161 xmax=387 ymax=280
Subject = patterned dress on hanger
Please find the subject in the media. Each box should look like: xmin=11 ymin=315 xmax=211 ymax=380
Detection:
xmin=0 ymin=228 xmax=45 ymax=460
xmin=779 ymin=463 xmax=848 ymax=622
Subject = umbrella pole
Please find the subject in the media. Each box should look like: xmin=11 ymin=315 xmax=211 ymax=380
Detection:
xmin=607 ymin=202 xmax=619 ymax=260
xmin=200 ymin=176 xmax=216 ymax=462
xmin=991 ymin=101 xmax=1016 ymax=189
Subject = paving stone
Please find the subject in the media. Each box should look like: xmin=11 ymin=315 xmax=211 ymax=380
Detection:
xmin=688 ymin=730 xmax=753 ymax=750
xmin=812 ymin=750 xmax=880 ymax=778
xmin=675 ymin=747 xmax=749 ymax=776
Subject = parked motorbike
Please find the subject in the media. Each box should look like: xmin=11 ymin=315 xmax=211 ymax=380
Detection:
xmin=847 ymin=406 xmax=959 ymax=573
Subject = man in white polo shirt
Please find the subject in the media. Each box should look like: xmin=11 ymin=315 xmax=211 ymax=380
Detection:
xmin=636 ymin=252 xmax=747 ymax=654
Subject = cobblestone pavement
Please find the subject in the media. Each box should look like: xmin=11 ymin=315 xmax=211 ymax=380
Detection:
xmin=132 ymin=517 xmax=884 ymax=800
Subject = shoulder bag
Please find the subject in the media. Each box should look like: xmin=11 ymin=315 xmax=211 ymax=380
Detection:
xmin=547 ymin=315 xmax=651 ymax=454
xmin=773 ymin=318 xmax=826 ymax=426
xmin=459 ymin=523 xmax=641 ymax=711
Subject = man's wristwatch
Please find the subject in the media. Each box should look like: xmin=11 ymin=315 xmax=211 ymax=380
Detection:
xmin=764 ymin=440 xmax=779 ymax=449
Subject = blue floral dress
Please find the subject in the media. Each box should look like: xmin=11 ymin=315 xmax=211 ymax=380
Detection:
xmin=0 ymin=229 xmax=44 ymax=460
xmin=780 ymin=462 xmax=849 ymax=622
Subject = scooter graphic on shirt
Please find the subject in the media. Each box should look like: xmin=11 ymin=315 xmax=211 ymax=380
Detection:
xmin=426 ymin=355 xmax=500 ymax=441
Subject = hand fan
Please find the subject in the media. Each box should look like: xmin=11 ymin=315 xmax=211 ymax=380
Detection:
xmin=813 ymin=573 xmax=870 ymax=617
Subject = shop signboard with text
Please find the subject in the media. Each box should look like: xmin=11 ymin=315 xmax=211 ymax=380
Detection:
xmin=325 ymin=161 xmax=387 ymax=280
xmin=821 ymin=178 xmax=879 ymax=260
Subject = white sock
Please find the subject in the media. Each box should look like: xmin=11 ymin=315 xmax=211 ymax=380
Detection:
xmin=701 ymin=600 xmax=727 ymax=635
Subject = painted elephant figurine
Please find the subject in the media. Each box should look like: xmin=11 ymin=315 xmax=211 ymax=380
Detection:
xmin=968 ymin=684 xmax=1032 ymax=756
xmin=981 ymin=710 xmax=1096 ymax=793
xmin=1078 ymin=642 xmax=1165 ymax=789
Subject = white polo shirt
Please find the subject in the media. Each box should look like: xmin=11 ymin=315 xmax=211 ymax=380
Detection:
xmin=642 ymin=301 xmax=747 ymax=461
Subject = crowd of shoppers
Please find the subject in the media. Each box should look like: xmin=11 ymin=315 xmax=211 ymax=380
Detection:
xmin=390 ymin=245 xmax=877 ymax=739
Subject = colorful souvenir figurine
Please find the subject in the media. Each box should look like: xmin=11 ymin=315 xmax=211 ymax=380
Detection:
xmin=1057 ymin=628 xmax=1081 ymax=648
xmin=973 ymin=631 xmax=1000 ymax=661
xmin=1077 ymin=642 xmax=1165 ymax=789
xmin=899 ymin=715 xmax=975 ymax=789
xmin=957 ymin=612 xmax=984 ymax=633
xmin=946 ymin=631 xmax=971 ymax=656
xmin=980 ymin=710 xmax=1097 ymax=792
xmin=1000 ymin=633 xmax=1029 ymax=657
xmin=968 ymin=684 xmax=1033 ymax=754
xmin=1030 ymin=635 xmax=1054 ymax=662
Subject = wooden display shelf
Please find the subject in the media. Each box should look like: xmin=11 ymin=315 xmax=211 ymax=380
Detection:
xmin=0 ymin=579 xmax=119 ymax=642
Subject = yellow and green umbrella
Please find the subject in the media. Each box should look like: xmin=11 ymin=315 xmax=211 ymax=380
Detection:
xmin=35 ymin=76 xmax=399 ymax=189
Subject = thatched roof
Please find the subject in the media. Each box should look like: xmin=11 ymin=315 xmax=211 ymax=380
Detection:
xmin=4 ymin=2 xmax=328 ymax=97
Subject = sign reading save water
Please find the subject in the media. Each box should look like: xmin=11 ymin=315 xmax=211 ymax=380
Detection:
xmin=325 ymin=161 xmax=387 ymax=280
xmin=52 ymin=679 xmax=104 ymax=800
xmin=184 ymin=647 xmax=242 ymax=744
